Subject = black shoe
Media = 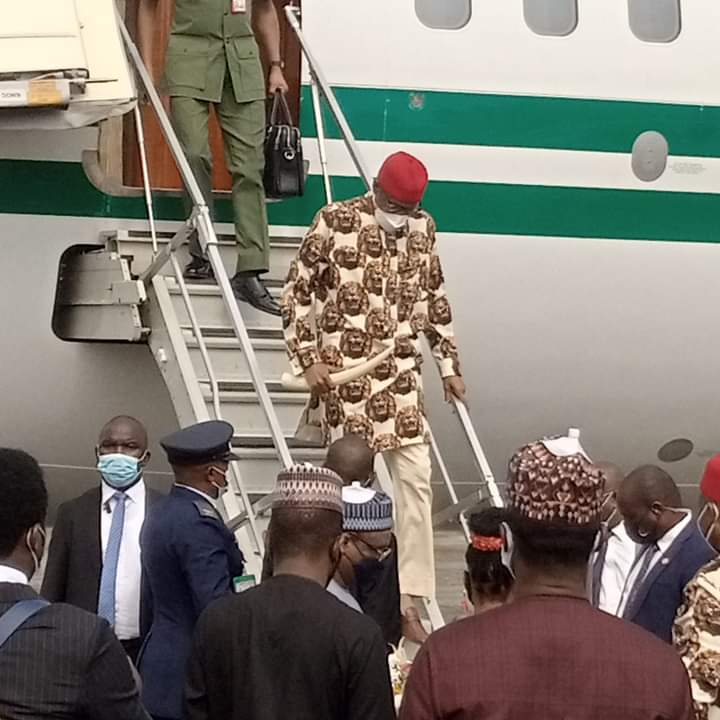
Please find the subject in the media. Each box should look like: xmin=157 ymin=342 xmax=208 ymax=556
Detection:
xmin=230 ymin=274 xmax=281 ymax=316
xmin=184 ymin=256 xmax=214 ymax=281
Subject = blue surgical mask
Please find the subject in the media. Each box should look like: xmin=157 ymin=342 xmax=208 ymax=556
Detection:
xmin=97 ymin=453 xmax=144 ymax=489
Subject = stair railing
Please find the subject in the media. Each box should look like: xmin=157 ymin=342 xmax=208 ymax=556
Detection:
xmin=285 ymin=4 xmax=504 ymax=530
xmin=116 ymin=15 xmax=294 ymax=554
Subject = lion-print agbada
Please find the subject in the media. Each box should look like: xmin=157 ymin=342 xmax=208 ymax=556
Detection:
xmin=281 ymin=194 xmax=461 ymax=453
xmin=674 ymin=557 xmax=720 ymax=720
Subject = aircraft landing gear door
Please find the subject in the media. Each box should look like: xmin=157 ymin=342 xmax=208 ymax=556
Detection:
xmin=0 ymin=0 xmax=135 ymax=129
xmin=123 ymin=0 xmax=302 ymax=190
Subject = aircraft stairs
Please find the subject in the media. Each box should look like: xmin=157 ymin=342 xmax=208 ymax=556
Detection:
xmin=50 ymin=6 xmax=504 ymax=629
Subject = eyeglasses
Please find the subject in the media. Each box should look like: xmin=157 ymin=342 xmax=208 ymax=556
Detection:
xmin=351 ymin=535 xmax=393 ymax=562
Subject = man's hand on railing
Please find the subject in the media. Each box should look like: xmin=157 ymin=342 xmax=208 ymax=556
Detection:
xmin=443 ymin=376 xmax=466 ymax=404
xmin=303 ymin=363 xmax=331 ymax=395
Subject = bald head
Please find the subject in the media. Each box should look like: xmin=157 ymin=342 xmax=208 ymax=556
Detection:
xmin=617 ymin=464 xmax=683 ymax=544
xmin=324 ymin=434 xmax=374 ymax=487
xmin=622 ymin=465 xmax=681 ymax=508
xmin=98 ymin=415 xmax=148 ymax=457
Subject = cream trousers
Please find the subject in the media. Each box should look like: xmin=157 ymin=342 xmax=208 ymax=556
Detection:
xmin=382 ymin=442 xmax=434 ymax=598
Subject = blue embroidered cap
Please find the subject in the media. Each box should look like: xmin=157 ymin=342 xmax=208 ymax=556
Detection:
xmin=342 ymin=483 xmax=393 ymax=532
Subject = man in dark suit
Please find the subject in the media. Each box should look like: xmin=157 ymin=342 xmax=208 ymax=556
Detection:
xmin=617 ymin=464 xmax=716 ymax=643
xmin=185 ymin=464 xmax=395 ymax=720
xmin=42 ymin=416 xmax=162 ymax=662
xmin=139 ymin=420 xmax=245 ymax=720
xmin=0 ymin=447 xmax=150 ymax=719
xmin=400 ymin=433 xmax=693 ymax=720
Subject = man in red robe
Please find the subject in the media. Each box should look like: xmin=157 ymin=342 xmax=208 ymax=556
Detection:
xmin=400 ymin=432 xmax=693 ymax=720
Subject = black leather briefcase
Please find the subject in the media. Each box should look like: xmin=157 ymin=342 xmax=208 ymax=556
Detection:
xmin=263 ymin=91 xmax=305 ymax=199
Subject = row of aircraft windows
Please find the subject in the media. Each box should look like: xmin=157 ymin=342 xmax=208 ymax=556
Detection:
xmin=415 ymin=0 xmax=682 ymax=43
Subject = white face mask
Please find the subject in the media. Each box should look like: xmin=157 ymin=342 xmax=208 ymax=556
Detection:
xmin=499 ymin=522 xmax=515 ymax=578
xmin=209 ymin=466 xmax=228 ymax=499
xmin=374 ymin=207 xmax=408 ymax=233
xmin=26 ymin=525 xmax=45 ymax=579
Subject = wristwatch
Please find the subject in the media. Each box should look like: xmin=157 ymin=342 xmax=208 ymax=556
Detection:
xmin=270 ymin=60 xmax=285 ymax=70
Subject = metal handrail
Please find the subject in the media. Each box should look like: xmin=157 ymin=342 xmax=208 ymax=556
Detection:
xmin=168 ymin=253 xmax=264 ymax=552
xmin=117 ymin=14 xmax=294 ymax=476
xmin=284 ymin=3 xmax=504 ymax=512
xmin=284 ymin=5 xmax=372 ymax=186
xmin=309 ymin=71 xmax=332 ymax=203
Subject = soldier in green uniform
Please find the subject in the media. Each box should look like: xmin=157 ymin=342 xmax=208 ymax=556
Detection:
xmin=138 ymin=0 xmax=287 ymax=316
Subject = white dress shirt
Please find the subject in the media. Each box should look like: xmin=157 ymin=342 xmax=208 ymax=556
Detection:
xmin=616 ymin=510 xmax=692 ymax=616
xmin=0 ymin=565 xmax=29 ymax=585
xmin=598 ymin=522 xmax=638 ymax=615
xmin=100 ymin=479 xmax=146 ymax=640
xmin=326 ymin=578 xmax=363 ymax=613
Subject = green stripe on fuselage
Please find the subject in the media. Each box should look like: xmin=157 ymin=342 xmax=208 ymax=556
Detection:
xmin=300 ymin=86 xmax=720 ymax=157
xmin=2 ymin=159 xmax=720 ymax=242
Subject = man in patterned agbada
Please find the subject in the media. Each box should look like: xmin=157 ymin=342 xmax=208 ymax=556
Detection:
xmin=281 ymin=152 xmax=466 ymax=637
xmin=674 ymin=454 xmax=720 ymax=720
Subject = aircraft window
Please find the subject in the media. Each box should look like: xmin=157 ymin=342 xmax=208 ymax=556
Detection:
xmin=628 ymin=0 xmax=681 ymax=43
xmin=523 ymin=0 xmax=578 ymax=36
xmin=631 ymin=131 xmax=669 ymax=182
xmin=415 ymin=0 xmax=471 ymax=30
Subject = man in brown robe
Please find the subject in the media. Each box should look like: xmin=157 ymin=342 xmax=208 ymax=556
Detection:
xmin=281 ymin=152 xmax=466 ymax=629
xmin=400 ymin=432 xmax=693 ymax=720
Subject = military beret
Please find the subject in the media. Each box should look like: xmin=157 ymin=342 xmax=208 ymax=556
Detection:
xmin=160 ymin=420 xmax=239 ymax=466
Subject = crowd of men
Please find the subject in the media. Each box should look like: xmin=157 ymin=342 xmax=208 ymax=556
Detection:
xmin=2 ymin=422 xmax=720 ymax=719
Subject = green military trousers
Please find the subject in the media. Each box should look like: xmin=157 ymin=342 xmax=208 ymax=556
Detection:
xmin=171 ymin=74 xmax=269 ymax=274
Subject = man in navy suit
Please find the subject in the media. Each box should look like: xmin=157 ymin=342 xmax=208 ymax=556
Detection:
xmin=617 ymin=464 xmax=716 ymax=643
xmin=138 ymin=421 xmax=245 ymax=720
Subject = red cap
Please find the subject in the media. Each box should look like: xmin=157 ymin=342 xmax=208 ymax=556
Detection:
xmin=701 ymin=454 xmax=720 ymax=503
xmin=376 ymin=152 xmax=429 ymax=205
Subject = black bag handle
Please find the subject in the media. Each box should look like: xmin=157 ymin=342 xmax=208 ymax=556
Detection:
xmin=269 ymin=90 xmax=294 ymax=127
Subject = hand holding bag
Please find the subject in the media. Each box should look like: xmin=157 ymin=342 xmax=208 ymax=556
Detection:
xmin=264 ymin=91 xmax=305 ymax=198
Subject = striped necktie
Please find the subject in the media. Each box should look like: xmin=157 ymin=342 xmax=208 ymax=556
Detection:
xmin=622 ymin=543 xmax=658 ymax=618
xmin=97 ymin=492 xmax=127 ymax=626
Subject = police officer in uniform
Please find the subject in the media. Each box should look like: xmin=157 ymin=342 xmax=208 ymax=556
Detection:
xmin=138 ymin=420 xmax=245 ymax=720
xmin=138 ymin=0 xmax=288 ymax=316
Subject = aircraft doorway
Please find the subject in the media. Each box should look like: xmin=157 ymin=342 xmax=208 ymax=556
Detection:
xmin=121 ymin=0 xmax=302 ymax=191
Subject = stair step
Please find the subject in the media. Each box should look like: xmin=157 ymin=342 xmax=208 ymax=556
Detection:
xmin=201 ymin=386 xmax=306 ymax=435
xmin=228 ymin=434 xmax=324 ymax=493
xmin=169 ymin=279 xmax=283 ymax=331
xmin=232 ymin=433 xmax=324 ymax=451
xmin=185 ymin=333 xmax=290 ymax=382
xmin=229 ymin=445 xmax=327 ymax=493
xmin=112 ymin=230 xmax=300 ymax=284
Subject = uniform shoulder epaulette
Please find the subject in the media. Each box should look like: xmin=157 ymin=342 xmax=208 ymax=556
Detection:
xmin=192 ymin=499 xmax=221 ymax=521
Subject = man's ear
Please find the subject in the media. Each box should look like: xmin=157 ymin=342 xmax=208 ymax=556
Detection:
xmin=140 ymin=450 xmax=151 ymax=467
xmin=650 ymin=501 xmax=665 ymax=518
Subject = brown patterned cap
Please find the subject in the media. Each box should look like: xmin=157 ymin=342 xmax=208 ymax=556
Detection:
xmin=271 ymin=464 xmax=344 ymax=514
xmin=507 ymin=436 xmax=604 ymax=526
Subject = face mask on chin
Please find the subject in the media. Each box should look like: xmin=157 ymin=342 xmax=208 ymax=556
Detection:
xmin=374 ymin=207 xmax=408 ymax=233
xmin=97 ymin=452 xmax=146 ymax=490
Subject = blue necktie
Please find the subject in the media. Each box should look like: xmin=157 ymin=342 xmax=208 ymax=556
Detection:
xmin=97 ymin=492 xmax=127 ymax=626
